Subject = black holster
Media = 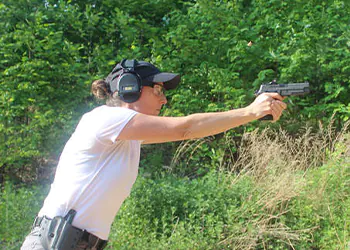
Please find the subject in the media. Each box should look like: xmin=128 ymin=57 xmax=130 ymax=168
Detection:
xmin=39 ymin=210 xmax=83 ymax=250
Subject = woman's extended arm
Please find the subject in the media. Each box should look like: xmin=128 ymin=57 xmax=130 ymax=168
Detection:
xmin=118 ymin=93 xmax=287 ymax=144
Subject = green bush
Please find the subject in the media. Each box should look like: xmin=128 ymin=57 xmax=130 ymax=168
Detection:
xmin=283 ymin=150 xmax=350 ymax=249
xmin=0 ymin=183 xmax=49 ymax=249
xmin=109 ymin=170 xmax=257 ymax=249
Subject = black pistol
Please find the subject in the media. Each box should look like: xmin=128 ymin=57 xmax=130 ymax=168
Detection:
xmin=255 ymin=80 xmax=310 ymax=120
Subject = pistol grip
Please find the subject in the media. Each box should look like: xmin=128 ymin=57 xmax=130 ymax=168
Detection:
xmin=259 ymin=114 xmax=273 ymax=121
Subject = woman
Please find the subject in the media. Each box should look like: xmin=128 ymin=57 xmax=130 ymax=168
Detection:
xmin=21 ymin=59 xmax=286 ymax=250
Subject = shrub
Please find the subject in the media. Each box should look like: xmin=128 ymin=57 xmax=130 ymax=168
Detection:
xmin=109 ymin=170 xmax=257 ymax=249
xmin=0 ymin=183 xmax=49 ymax=249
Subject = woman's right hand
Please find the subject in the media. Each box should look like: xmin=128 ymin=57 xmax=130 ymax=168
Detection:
xmin=247 ymin=93 xmax=287 ymax=122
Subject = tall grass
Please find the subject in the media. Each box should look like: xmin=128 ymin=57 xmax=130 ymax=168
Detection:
xmin=220 ymin=121 xmax=349 ymax=249
xmin=233 ymin=119 xmax=349 ymax=174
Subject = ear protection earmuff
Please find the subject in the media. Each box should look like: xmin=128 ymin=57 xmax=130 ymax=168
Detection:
xmin=114 ymin=59 xmax=142 ymax=103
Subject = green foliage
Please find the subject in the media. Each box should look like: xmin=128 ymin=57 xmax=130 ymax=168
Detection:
xmin=109 ymin=170 xmax=256 ymax=249
xmin=0 ymin=0 xmax=92 ymax=176
xmin=0 ymin=182 xmax=49 ymax=249
xmin=160 ymin=0 xmax=350 ymax=124
xmin=283 ymin=151 xmax=350 ymax=249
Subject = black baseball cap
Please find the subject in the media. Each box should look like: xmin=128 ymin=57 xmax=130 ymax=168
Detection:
xmin=106 ymin=59 xmax=181 ymax=92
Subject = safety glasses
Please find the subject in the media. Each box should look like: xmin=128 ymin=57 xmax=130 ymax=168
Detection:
xmin=152 ymin=83 xmax=166 ymax=98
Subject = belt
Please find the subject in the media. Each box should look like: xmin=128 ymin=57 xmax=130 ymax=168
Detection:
xmin=33 ymin=216 xmax=108 ymax=250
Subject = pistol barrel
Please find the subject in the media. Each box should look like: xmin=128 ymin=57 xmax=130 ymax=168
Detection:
xmin=256 ymin=82 xmax=310 ymax=96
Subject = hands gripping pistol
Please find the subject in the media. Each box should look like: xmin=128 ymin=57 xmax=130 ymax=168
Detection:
xmin=255 ymin=80 xmax=310 ymax=120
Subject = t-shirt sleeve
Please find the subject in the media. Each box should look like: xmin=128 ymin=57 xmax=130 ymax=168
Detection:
xmin=94 ymin=107 xmax=138 ymax=144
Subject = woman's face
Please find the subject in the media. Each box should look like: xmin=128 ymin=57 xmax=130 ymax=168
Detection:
xmin=134 ymin=83 xmax=167 ymax=116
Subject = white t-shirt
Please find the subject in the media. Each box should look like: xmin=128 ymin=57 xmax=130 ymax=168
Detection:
xmin=39 ymin=106 xmax=141 ymax=240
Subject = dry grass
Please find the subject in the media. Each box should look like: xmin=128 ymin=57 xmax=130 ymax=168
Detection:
xmin=223 ymin=120 xmax=350 ymax=249
xmin=171 ymin=118 xmax=349 ymax=249
xmin=232 ymin=120 xmax=349 ymax=175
